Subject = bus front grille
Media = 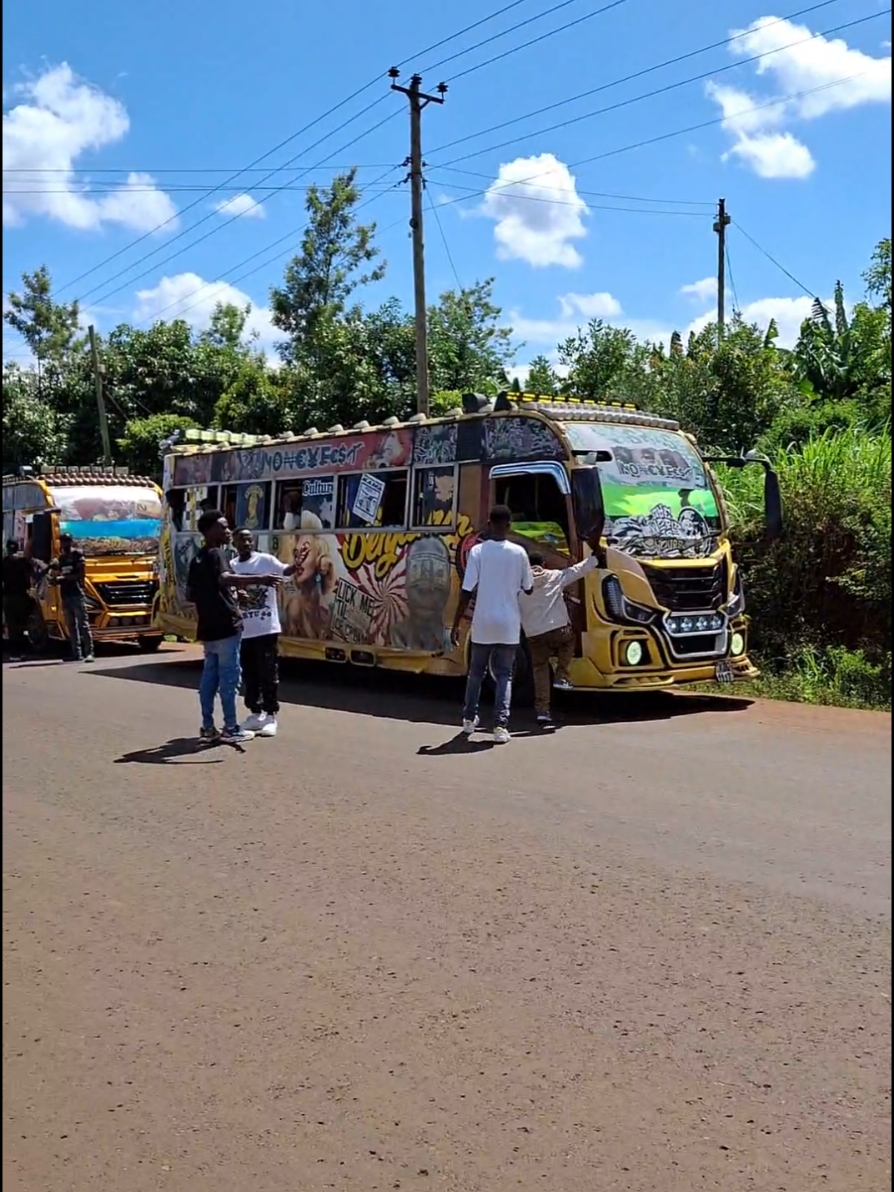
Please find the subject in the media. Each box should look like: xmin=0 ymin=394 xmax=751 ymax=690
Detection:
xmin=641 ymin=561 xmax=726 ymax=613
xmin=94 ymin=580 xmax=157 ymax=607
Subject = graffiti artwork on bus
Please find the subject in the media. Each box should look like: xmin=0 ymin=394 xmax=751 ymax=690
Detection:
xmin=274 ymin=511 xmax=476 ymax=649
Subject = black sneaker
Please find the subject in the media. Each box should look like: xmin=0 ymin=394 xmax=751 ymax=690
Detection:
xmin=536 ymin=714 xmax=556 ymax=731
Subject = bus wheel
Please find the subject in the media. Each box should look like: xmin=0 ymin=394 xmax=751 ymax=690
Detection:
xmin=27 ymin=606 xmax=49 ymax=653
xmin=138 ymin=635 xmax=163 ymax=653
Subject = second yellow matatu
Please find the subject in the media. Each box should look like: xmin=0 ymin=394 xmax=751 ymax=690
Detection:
xmin=154 ymin=391 xmax=782 ymax=694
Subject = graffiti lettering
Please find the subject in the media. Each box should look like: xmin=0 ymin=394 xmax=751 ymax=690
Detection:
xmin=342 ymin=530 xmax=421 ymax=580
xmin=261 ymin=442 xmax=364 ymax=475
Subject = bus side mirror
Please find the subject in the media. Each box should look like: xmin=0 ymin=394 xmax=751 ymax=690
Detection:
xmin=763 ymin=467 xmax=783 ymax=542
xmin=31 ymin=511 xmax=53 ymax=563
xmin=571 ymin=467 xmax=604 ymax=538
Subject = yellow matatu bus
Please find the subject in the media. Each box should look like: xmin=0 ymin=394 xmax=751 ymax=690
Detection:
xmin=2 ymin=466 xmax=165 ymax=652
xmin=155 ymin=392 xmax=782 ymax=694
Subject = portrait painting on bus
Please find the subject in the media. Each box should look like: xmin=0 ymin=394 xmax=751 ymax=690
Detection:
xmin=277 ymin=513 xmax=342 ymax=639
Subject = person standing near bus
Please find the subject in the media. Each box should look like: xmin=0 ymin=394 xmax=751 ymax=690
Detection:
xmin=49 ymin=533 xmax=94 ymax=663
xmin=230 ymin=528 xmax=296 ymax=738
xmin=450 ymin=505 xmax=534 ymax=744
xmin=187 ymin=511 xmax=280 ymax=745
xmin=520 ymin=524 xmax=606 ymax=731
xmin=3 ymin=539 xmax=33 ymax=656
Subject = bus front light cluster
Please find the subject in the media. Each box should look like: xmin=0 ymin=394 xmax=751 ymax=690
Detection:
xmin=727 ymin=570 xmax=746 ymax=618
xmin=602 ymin=575 xmax=655 ymax=625
xmin=666 ymin=613 xmax=724 ymax=635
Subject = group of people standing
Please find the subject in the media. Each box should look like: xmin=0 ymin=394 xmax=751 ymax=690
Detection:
xmin=3 ymin=535 xmax=95 ymax=662
xmin=188 ymin=503 xmax=605 ymax=747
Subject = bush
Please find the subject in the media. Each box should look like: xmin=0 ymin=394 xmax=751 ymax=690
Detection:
xmin=716 ymin=426 xmax=891 ymax=706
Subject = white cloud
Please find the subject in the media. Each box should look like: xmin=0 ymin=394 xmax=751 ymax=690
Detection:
xmin=681 ymin=276 xmax=718 ymax=302
xmin=558 ymin=291 xmax=622 ymax=318
xmin=2 ymin=63 xmax=177 ymax=232
xmin=132 ymin=273 xmax=277 ymax=354
xmin=482 ymin=153 xmax=588 ymax=268
xmin=686 ymin=295 xmax=819 ymax=347
xmin=214 ymin=192 xmax=265 ymax=220
xmin=510 ymin=290 xmax=624 ymax=343
xmin=707 ymin=18 xmax=891 ymax=177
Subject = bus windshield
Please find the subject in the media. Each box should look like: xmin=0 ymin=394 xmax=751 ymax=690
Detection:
xmin=562 ymin=422 xmax=722 ymax=559
xmin=48 ymin=485 xmax=163 ymax=557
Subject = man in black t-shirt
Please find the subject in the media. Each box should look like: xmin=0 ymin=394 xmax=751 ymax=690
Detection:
xmin=3 ymin=540 xmax=33 ymax=654
xmin=48 ymin=534 xmax=94 ymax=662
xmin=187 ymin=509 xmax=281 ymax=745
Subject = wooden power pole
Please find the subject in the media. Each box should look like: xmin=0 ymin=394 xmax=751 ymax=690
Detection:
xmin=88 ymin=325 xmax=113 ymax=465
xmin=713 ymin=198 xmax=731 ymax=338
xmin=389 ymin=69 xmax=446 ymax=417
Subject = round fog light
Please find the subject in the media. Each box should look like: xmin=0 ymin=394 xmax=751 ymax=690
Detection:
xmin=731 ymin=631 xmax=745 ymax=657
xmin=624 ymin=640 xmax=644 ymax=666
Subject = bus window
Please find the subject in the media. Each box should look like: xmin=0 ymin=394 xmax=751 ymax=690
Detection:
xmin=221 ymin=485 xmax=238 ymax=529
xmin=495 ymin=472 xmax=571 ymax=555
xmin=31 ymin=511 xmax=53 ymax=564
xmin=234 ymin=481 xmax=271 ymax=532
xmin=336 ymin=471 xmax=408 ymax=529
xmin=276 ymin=477 xmax=335 ymax=530
xmin=412 ymin=467 xmax=456 ymax=528
xmin=166 ymin=490 xmax=186 ymax=532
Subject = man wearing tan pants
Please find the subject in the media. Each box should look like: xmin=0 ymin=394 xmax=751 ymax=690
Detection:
xmin=520 ymin=527 xmax=605 ymax=729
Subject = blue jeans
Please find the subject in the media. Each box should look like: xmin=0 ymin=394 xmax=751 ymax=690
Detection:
xmin=462 ymin=642 xmax=516 ymax=728
xmin=199 ymin=633 xmax=242 ymax=731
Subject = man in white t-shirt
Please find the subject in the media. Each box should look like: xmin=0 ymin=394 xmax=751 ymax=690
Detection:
xmin=450 ymin=505 xmax=534 ymax=744
xmin=231 ymin=529 xmax=295 ymax=738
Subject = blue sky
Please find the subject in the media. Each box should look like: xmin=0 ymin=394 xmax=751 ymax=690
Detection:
xmin=3 ymin=0 xmax=891 ymax=375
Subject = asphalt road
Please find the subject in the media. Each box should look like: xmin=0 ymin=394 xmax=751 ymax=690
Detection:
xmin=2 ymin=645 xmax=891 ymax=1192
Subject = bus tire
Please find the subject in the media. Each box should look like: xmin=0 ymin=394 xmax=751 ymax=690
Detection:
xmin=27 ymin=604 xmax=50 ymax=653
xmin=138 ymin=635 xmax=163 ymax=653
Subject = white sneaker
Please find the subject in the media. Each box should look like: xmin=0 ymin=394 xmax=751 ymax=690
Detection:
xmin=462 ymin=716 xmax=480 ymax=735
xmin=492 ymin=726 xmax=511 ymax=744
xmin=242 ymin=712 xmax=267 ymax=732
xmin=258 ymin=717 xmax=278 ymax=738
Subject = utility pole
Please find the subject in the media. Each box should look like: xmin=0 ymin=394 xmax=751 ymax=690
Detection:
xmin=88 ymin=324 xmax=113 ymax=465
xmin=713 ymin=198 xmax=731 ymax=338
xmin=389 ymin=69 xmax=446 ymax=417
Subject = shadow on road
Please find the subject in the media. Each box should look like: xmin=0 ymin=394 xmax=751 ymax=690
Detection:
xmin=113 ymin=736 xmax=233 ymax=765
xmin=89 ymin=654 xmax=754 ymax=730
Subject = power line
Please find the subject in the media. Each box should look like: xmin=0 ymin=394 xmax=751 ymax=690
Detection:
xmin=732 ymin=221 xmax=819 ymax=299
xmin=424 ymin=72 xmax=875 ymax=220
xmin=77 ymin=101 xmax=399 ymax=307
xmin=47 ymin=0 xmax=550 ymax=300
xmin=432 ymin=164 xmax=714 ymax=207
xmin=429 ymin=176 xmax=709 ymax=215
xmin=83 ymin=107 xmax=401 ymax=310
xmin=430 ymin=7 xmax=881 ymax=166
xmin=131 ymin=172 xmax=403 ymax=329
xmin=426 ymin=188 xmax=463 ymax=289
xmin=725 ymin=243 xmax=740 ymax=314
xmin=424 ymin=0 xmax=630 ymax=81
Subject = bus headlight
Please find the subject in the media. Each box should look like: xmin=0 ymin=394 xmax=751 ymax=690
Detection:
xmin=602 ymin=575 xmax=655 ymax=626
xmin=623 ymin=640 xmax=644 ymax=666
xmin=730 ymin=630 xmax=746 ymax=657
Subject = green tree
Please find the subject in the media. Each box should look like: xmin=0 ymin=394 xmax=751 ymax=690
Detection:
xmin=525 ymin=354 xmax=559 ymax=396
xmin=1 ymin=364 xmax=71 ymax=470
xmin=863 ymin=237 xmax=891 ymax=312
xmin=117 ymin=413 xmax=197 ymax=478
xmin=270 ymin=169 xmax=385 ymax=368
xmin=427 ymin=279 xmax=516 ymax=394
xmin=3 ymin=265 xmax=84 ymax=399
xmin=556 ymin=320 xmax=638 ymax=400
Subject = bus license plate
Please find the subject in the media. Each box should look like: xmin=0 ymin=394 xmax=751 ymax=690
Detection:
xmin=715 ymin=660 xmax=735 ymax=684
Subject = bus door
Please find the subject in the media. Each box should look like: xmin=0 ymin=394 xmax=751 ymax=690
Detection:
xmin=488 ymin=462 xmax=586 ymax=653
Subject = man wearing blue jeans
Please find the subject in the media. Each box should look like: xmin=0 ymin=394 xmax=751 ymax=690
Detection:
xmin=450 ymin=505 xmax=534 ymax=744
xmin=187 ymin=510 xmax=281 ymax=745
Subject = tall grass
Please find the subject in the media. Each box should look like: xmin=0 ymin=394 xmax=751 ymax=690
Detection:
xmin=715 ymin=425 xmax=891 ymax=708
